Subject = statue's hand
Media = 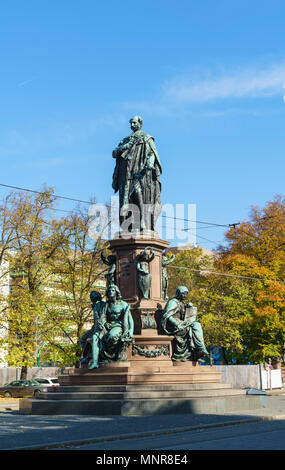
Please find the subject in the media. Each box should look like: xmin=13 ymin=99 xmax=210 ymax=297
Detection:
xmin=140 ymin=269 xmax=149 ymax=275
xmin=97 ymin=321 xmax=105 ymax=330
xmin=122 ymin=143 xmax=131 ymax=151
xmin=178 ymin=320 xmax=192 ymax=330
xmin=122 ymin=331 xmax=130 ymax=339
xmin=121 ymin=331 xmax=133 ymax=343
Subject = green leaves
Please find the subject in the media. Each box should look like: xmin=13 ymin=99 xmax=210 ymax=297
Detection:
xmin=0 ymin=188 xmax=106 ymax=370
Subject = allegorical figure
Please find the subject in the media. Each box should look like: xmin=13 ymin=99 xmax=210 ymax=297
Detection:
xmin=112 ymin=115 xmax=162 ymax=232
xmin=79 ymin=291 xmax=103 ymax=365
xmin=161 ymin=286 xmax=209 ymax=362
xmin=161 ymin=252 xmax=175 ymax=301
xmin=88 ymin=284 xmax=134 ymax=369
xmin=136 ymin=246 xmax=155 ymax=300
xmin=101 ymin=252 xmax=116 ymax=287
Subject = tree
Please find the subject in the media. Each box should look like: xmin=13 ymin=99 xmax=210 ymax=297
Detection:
xmin=198 ymin=262 xmax=252 ymax=364
xmin=0 ymin=187 xmax=66 ymax=378
xmin=204 ymin=195 xmax=285 ymax=363
xmin=43 ymin=205 xmax=108 ymax=366
xmin=166 ymin=246 xmax=244 ymax=362
xmin=167 ymin=246 xmax=214 ymax=301
xmin=166 ymin=197 xmax=285 ymax=364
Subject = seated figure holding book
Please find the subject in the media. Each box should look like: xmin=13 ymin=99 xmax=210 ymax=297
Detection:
xmin=161 ymin=286 xmax=208 ymax=362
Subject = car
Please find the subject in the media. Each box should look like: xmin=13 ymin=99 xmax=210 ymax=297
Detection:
xmin=33 ymin=377 xmax=59 ymax=387
xmin=0 ymin=380 xmax=48 ymax=398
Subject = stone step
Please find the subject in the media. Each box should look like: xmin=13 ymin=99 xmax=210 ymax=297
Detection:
xmin=59 ymin=370 xmax=222 ymax=386
xmin=20 ymin=394 xmax=267 ymax=416
xmin=48 ymin=383 xmax=234 ymax=393
xmin=68 ymin=365 xmax=216 ymax=375
xmin=37 ymin=388 xmax=245 ymax=400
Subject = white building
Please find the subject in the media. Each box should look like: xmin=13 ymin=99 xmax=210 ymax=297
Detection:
xmin=0 ymin=258 xmax=10 ymax=367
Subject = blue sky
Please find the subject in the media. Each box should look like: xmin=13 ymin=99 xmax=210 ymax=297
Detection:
xmin=0 ymin=0 xmax=284 ymax=249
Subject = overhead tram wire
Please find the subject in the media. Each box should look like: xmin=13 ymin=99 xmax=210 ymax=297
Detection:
xmin=161 ymin=214 xmax=237 ymax=229
xmin=0 ymin=182 xmax=240 ymax=230
xmin=0 ymin=183 xmax=93 ymax=205
xmin=1 ymin=182 xmax=281 ymax=234
xmin=167 ymin=265 xmax=285 ymax=285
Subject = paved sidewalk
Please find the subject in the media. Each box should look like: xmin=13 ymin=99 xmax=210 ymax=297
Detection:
xmin=1 ymin=392 xmax=285 ymax=450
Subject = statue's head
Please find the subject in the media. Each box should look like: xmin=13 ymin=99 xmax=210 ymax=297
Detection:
xmin=129 ymin=115 xmax=143 ymax=132
xmin=108 ymin=255 xmax=116 ymax=264
xmin=90 ymin=291 xmax=102 ymax=303
xmin=176 ymin=286 xmax=189 ymax=301
xmin=139 ymin=246 xmax=153 ymax=261
xmin=106 ymin=284 xmax=122 ymax=300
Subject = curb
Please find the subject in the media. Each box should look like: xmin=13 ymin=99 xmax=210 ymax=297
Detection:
xmin=4 ymin=413 xmax=285 ymax=450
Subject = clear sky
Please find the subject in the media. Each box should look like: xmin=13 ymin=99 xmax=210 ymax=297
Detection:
xmin=0 ymin=0 xmax=284 ymax=249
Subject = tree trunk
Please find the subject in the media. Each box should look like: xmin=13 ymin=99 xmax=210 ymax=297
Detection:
xmin=221 ymin=347 xmax=229 ymax=365
xmin=20 ymin=365 xmax=28 ymax=380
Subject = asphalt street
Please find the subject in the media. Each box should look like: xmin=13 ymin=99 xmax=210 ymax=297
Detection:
xmin=62 ymin=418 xmax=285 ymax=450
xmin=1 ymin=394 xmax=285 ymax=451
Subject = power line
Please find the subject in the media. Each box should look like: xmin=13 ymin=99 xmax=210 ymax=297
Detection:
xmin=161 ymin=214 xmax=233 ymax=228
xmin=156 ymin=221 xmax=224 ymax=245
xmin=0 ymin=182 xmax=282 ymax=235
xmin=168 ymin=264 xmax=285 ymax=284
xmin=0 ymin=183 xmax=94 ymax=205
xmin=0 ymin=182 xmax=239 ymax=229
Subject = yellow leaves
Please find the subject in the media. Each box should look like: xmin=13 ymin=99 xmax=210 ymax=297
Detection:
xmin=224 ymin=196 xmax=285 ymax=267
xmin=253 ymin=305 xmax=276 ymax=318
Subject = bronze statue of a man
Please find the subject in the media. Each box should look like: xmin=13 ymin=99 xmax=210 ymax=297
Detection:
xmin=112 ymin=116 xmax=162 ymax=232
xmin=161 ymin=286 xmax=209 ymax=362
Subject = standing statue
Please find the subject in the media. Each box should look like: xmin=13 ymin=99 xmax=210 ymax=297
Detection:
xmin=88 ymin=284 xmax=134 ymax=369
xmin=101 ymin=252 xmax=116 ymax=287
xmin=112 ymin=115 xmax=162 ymax=232
xmin=162 ymin=252 xmax=175 ymax=301
xmin=136 ymin=246 xmax=155 ymax=299
xmin=161 ymin=286 xmax=208 ymax=362
xmin=79 ymin=291 xmax=103 ymax=365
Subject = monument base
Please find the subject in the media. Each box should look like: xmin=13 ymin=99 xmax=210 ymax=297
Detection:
xmin=18 ymin=360 xmax=267 ymax=416
xmin=20 ymin=380 xmax=267 ymax=415
xmin=57 ymin=361 xmax=222 ymax=386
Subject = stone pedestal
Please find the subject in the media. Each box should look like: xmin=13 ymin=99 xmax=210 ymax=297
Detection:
xmin=59 ymin=361 xmax=222 ymax=386
xmin=108 ymin=235 xmax=175 ymax=367
xmin=108 ymin=235 xmax=169 ymax=308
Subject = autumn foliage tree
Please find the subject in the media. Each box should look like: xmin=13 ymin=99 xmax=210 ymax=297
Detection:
xmin=201 ymin=195 xmax=285 ymax=363
xmin=0 ymin=188 xmax=66 ymax=378
xmin=43 ymin=206 xmax=107 ymax=367
xmin=166 ymin=246 xmax=245 ymax=362
xmin=0 ymin=188 xmax=109 ymax=373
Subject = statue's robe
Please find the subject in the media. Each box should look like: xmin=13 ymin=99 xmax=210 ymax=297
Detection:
xmin=98 ymin=300 xmax=134 ymax=363
xmin=161 ymin=298 xmax=208 ymax=361
xmin=112 ymin=130 xmax=162 ymax=216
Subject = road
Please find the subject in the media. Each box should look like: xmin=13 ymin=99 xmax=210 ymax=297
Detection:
xmin=1 ymin=394 xmax=285 ymax=451
xmin=59 ymin=418 xmax=285 ymax=450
